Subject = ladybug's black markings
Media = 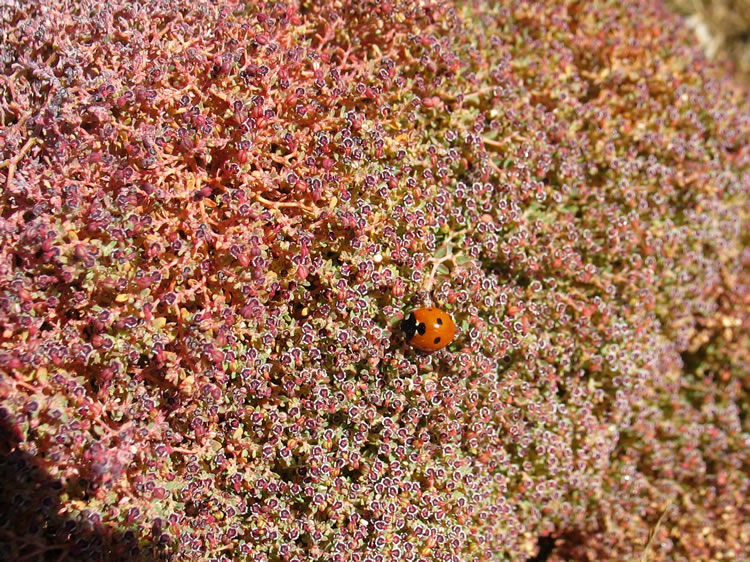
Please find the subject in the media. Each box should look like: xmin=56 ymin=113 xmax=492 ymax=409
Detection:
xmin=417 ymin=323 xmax=426 ymax=335
xmin=434 ymin=337 xmax=441 ymax=344
xmin=436 ymin=317 xmax=443 ymax=326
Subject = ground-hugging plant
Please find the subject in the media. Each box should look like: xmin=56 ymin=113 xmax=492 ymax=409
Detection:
xmin=0 ymin=0 xmax=748 ymax=560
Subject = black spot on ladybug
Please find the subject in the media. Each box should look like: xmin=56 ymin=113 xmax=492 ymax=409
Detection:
xmin=434 ymin=337 xmax=441 ymax=344
xmin=417 ymin=323 xmax=426 ymax=335
xmin=402 ymin=312 xmax=417 ymax=341
xmin=436 ymin=317 xmax=443 ymax=326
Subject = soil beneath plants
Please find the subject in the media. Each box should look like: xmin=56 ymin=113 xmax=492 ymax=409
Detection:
xmin=666 ymin=0 xmax=750 ymax=85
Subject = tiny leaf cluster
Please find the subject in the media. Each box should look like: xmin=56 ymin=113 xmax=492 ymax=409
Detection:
xmin=0 ymin=1 xmax=748 ymax=561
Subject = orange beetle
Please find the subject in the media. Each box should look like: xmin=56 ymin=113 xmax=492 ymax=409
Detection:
xmin=402 ymin=307 xmax=456 ymax=352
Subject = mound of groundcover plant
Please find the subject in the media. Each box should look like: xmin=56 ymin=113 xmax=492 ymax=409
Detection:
xmin=1 ymin=0 xmax=748 ymax=560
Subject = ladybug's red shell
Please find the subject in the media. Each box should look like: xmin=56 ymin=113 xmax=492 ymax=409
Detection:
xmin=402 ymin=307 xmax=456 ymax=352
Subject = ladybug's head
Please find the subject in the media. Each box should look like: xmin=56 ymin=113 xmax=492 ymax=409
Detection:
xmin=401 ymin=311 xmax=427 ymax=342
xmin=401 ymin=311 xmax=418 ymax=342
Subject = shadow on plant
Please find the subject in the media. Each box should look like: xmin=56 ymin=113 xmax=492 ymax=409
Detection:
xmin=0 ymin=410 xmax=157 ymax=561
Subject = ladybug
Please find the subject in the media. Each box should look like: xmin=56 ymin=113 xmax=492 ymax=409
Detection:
xmin=402 ymin=307 xmax=456 ymax=352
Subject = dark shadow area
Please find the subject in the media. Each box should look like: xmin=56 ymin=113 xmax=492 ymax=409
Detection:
xmin=0 ymin=409 xmax=150 ymax=561
xmin=528 ymin=534 xmax=556 ymax=562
